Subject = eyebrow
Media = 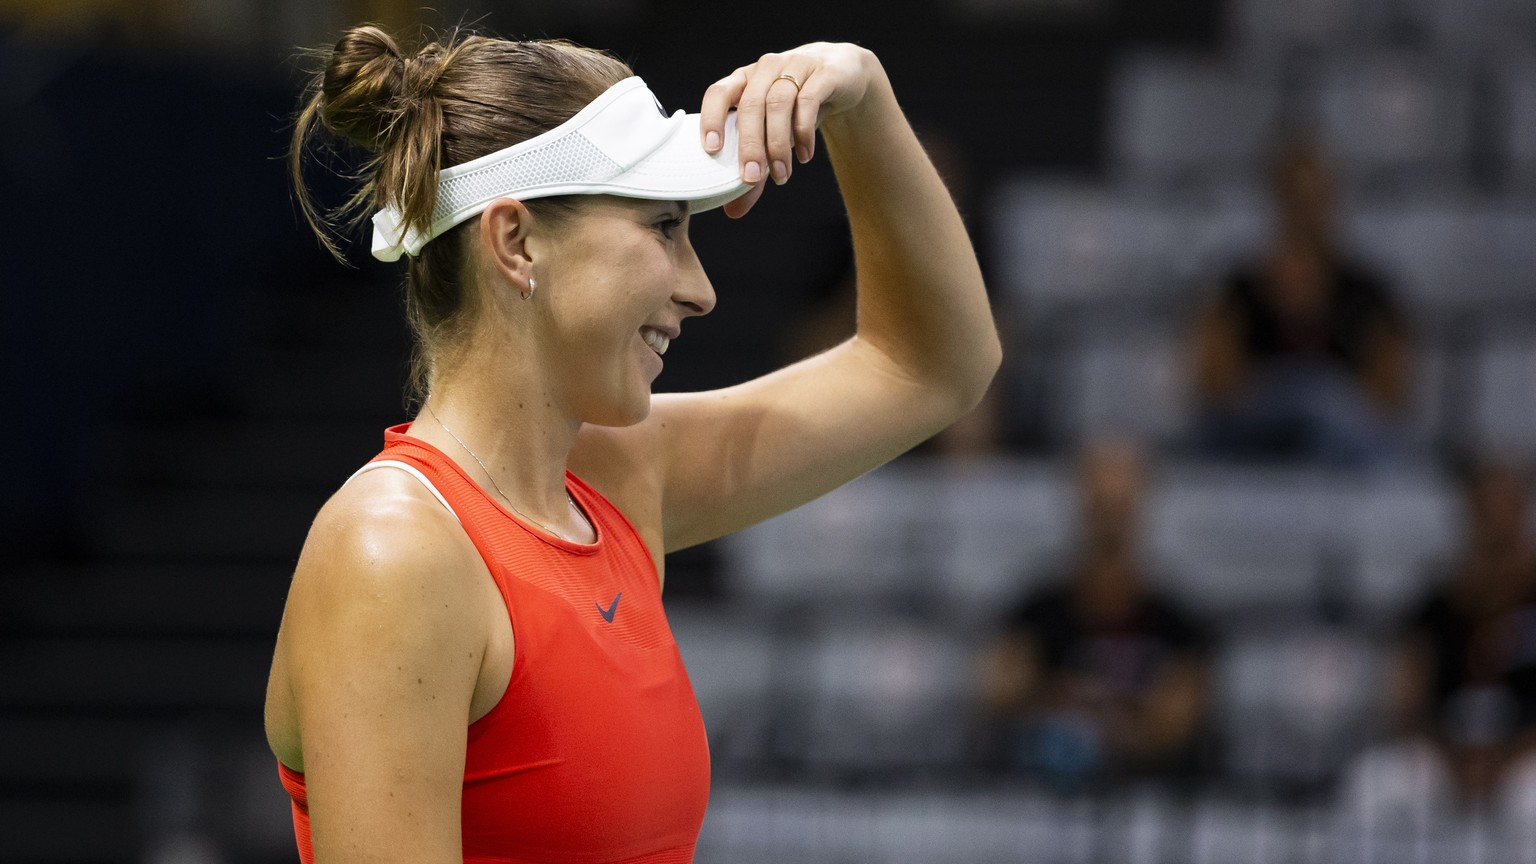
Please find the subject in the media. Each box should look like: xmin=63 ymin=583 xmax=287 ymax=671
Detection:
xmin=632 ymin=201 xmax=688 ymax=226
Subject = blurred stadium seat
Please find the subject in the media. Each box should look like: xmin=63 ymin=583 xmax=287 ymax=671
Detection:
xmin=926 ymin=458 xmax=1074 ymax=622
xmin=1315 ymin=54 xmax=1475 ymax=188
xmin=664 ymin=602 xmax=780 ymax=772
xmin=1146 ymin=466 xmax=1344 ymax=619
xmin=990 ymin=179 xmax=1185 ymax=323
xmin=1347 ymin=469 xmax=1460 ymax=623
xmin=719 ymin=465 xmax=930 ymax=609
xmin=1345 ymin=198 xmax=1536 ymax=322
xmin=1215 ymin=628 xmax=1388 ymax=790
xmin=780 ymin=613 xmax=977 ymax=776
xmin=990 ymin=179 xmax=1266 ymax=326
xmin=1108 ymin=53 xmax=1283 ymax=188
xmin=1505 ymin=52 xmax=1536 ymax=191
xmin=1224 ymin=0 xmax=1375 ymax=55
xmin=1051 ymin=320 xmax=1193 ymax=446
xmin=1469 ymin=331 xmax=1536 ymax=460
xmin=1188 ymin=797 xmax=1313 ymax=864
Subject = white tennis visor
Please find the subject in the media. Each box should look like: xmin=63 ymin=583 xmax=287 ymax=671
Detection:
xmin=371 ymin=76 xmax=753 ymax=261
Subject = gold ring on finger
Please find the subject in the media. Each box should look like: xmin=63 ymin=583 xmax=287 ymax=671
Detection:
xmin=775 ymin=72 xmax=803 ymax=90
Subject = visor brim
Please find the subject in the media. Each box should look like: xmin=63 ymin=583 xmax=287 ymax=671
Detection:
xmin=600 ymin=112 xmax=753 ymax=213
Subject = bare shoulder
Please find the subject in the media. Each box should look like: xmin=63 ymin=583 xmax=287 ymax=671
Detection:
xmin=290 ymin=467 xmax=485 ymax=606
xmin=266 ymin=468 xmax=492 ymax=770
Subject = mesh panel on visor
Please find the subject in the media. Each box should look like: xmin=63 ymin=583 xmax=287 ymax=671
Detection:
xmin=432 ymin=132 xmax=622 ymax=225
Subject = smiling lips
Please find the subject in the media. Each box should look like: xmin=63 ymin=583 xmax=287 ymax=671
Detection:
xmin=640 ymin=327 xmax=671 ymax=356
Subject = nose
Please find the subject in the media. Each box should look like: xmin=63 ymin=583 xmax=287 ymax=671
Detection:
xmin=672 ymin=241 xmax=716 ymax=318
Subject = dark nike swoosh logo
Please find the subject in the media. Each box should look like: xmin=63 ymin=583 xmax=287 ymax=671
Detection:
xmin=596 ymin=592 xmax=622 ymax=623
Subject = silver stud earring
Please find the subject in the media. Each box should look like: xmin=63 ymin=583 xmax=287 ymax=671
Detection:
xmin=522 ymin=277 xmax=536 ymax=301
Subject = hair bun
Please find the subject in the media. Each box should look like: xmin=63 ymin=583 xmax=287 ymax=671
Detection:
xmin=319 ymin=25 xmax=408 ymax=151
xmin=290 ymin=25 xmax=632 ymax=271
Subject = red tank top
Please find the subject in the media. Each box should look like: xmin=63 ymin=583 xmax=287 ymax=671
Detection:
xmin=278 ymin=425 xmax=710 ymax=863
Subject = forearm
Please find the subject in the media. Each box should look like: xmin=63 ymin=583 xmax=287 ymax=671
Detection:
xmin=822 ymin=56 xmax=1000 ymax=410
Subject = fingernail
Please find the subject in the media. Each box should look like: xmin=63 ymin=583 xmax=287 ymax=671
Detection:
xmin=705 ymin=130 xmax=721 ymax=152
xmin=743 ymin=161 xmax=762 ymax=183
xmin=796 ymin=145 xmax=810 ymax=164
xmin=772 ymin=160 xmax=789 ymax=185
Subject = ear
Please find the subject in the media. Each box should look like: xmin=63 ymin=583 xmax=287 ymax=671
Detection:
xmin=478 ymin=198 xmax=536 ymax=294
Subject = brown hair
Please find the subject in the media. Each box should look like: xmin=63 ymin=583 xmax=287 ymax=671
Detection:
xmin=290 ymin=25 xmax=632 ymax=397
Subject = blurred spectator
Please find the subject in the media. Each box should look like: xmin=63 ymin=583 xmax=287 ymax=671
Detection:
xmin=1192 ymin=139 xmax=1413 ymax=468
xmin=978 ymin=439 xmax=1212 ymax=788
xmin=1345 ymin=461 xmax=1536 ymax=820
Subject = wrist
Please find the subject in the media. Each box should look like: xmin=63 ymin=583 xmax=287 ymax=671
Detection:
xmin=820 ymin=48 xmax=894 ymax=137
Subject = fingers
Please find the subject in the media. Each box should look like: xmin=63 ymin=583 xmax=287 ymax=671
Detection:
xmin=700 ymin=65 xmax=750 ymax=155
xmin=709 ymin=52 xmax=829 ymax=186
xmin=791 ymin=68 xmax=827 ymax=165
xmin=763 ymin=80 xmax=797 ymax=184
xmin=765 ymin=63 xmax=815 ymax=182
xmin=723 ymin=182 xmax=766 ymax=219
xmin=702 ymin=50 xmax=827 ymax=214
xmin=733 ymin=55 xmax=782 ymax=187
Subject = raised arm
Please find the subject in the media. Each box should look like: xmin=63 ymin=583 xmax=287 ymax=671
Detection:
xmin=574 ymin=44 xmax=1001 ymax=553
xmin=784 ymin=44 xmax=1000 ymax=406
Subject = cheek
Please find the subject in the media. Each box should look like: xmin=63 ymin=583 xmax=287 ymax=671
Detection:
xmin=541 ymin=232 xmax=670 ymax=356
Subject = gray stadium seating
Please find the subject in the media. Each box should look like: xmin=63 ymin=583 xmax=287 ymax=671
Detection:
xmin=1107 ymin=53 xmax=1284 ymax=189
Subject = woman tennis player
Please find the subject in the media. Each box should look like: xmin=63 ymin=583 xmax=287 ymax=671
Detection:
xmin=265 ymin=24 xmax=999 ymax=863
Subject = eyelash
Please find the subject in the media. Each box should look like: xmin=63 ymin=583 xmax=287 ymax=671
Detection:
xmin=657 ymin=217 xmax=685 ymax=238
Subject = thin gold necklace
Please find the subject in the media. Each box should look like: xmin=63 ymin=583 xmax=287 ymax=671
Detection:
xmin=423 ymin=404 xmax=581 ymax=541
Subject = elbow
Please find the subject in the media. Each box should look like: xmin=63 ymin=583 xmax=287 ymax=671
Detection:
xmin=911 ymin=343 xmax=1000 ymax=437
xmin=979 ymin=330 xmax=1005 ymax=390
xmin=946 ymin=327 xmax=1003 ymax=417
xmin=860 ymin=321 xmax=1003 ymax=425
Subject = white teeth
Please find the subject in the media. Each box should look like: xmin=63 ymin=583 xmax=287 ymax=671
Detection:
xmin=641 ymin=328 xmax=670 ymax=356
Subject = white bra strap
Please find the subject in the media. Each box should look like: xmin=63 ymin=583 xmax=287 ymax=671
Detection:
xmin=346 ymin=460 xmax=461 ymax=524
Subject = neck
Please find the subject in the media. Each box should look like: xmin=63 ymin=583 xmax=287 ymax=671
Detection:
xmin=404 ymin=347 xmax=588 ymax=539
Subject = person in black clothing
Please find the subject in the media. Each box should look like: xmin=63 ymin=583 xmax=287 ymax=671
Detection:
xmin=1193 ymin=139 xmax=1413 ymax=467
xmin=979 ymin=439 xmax=1212 ymax=787
xmin=1344 ymin=461 xmax=1536 ymax=821
xmin=1404 ymin=462 xmax=1536 ymax=800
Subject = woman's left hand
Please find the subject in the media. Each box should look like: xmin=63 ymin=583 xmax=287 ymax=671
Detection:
xmin=699 ymin=42 xmax=883 ymax=218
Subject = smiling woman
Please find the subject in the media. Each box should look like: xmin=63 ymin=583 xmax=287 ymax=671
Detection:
xmin=266 ymin=22 xmax=998 ymax=864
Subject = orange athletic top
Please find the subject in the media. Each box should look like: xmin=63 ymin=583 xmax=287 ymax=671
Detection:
xmin=278 ymin=425 xmax=710 ymax=864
